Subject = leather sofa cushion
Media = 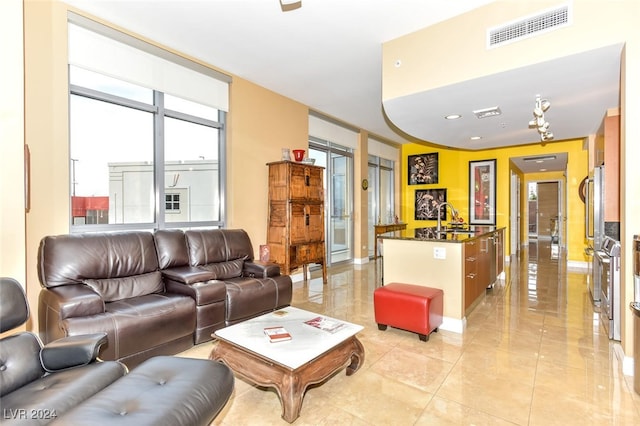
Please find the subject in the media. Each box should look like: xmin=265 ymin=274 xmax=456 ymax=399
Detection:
xmin=62 ymin=294 xmax=195 ymax=363
xmin=199 ymin=259 xmax=244 ymax=279
xmin=38 ymin=232 xmax=159 ymax=288
xmin=185 ymin=229 xmax=253 ymax=266
xmin=154 ymin=229 xmax=189 ymax=269
xmin=84 ymin=271 xmax=164 ymax=302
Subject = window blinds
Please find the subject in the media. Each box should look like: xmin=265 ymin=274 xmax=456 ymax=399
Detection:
xmin=68 ymin=18 xmax=229 ymax=111
xmin=368 ymin=137 xmax=399 ymax=162
xmin=308 ymin=115 xmax=358 ymax=149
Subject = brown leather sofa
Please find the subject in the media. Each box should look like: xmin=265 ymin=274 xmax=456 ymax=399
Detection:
xmin=38 ymin=229 xmax=292 ymax=367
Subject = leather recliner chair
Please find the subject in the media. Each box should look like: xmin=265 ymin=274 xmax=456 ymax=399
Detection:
xmin=2 ymin=277 xmax=235 ymax=425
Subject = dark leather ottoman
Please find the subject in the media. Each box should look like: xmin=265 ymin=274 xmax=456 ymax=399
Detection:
xmin=52 ymin=356 xmax=234 ymax=426
xmin=374 ymin=283 xmax=443 ymax=341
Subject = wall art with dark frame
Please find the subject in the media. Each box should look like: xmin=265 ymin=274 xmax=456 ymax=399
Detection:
xmin=415 ymin=188 xmax=447 ymax=220
xmin=468 ymin=159 xmax=496 ymax=225
xmin=408 ymin=152 xmax=438 ymax=185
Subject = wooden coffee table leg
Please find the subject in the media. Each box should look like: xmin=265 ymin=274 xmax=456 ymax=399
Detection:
xmin=345 ymin=336 xmax=365 ymax=376
xmin=279 ymin=373 xmax=305 ymax=423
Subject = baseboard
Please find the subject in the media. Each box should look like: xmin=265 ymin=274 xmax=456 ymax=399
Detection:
xmin=353 ymin=256 xmax=370 ymax=265
xmin=439 ymin=316 xmax=466 ymax=334
xmin=614 ymin=343 xmax=635 ymax=377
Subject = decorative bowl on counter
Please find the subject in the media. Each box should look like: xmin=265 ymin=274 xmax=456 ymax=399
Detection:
xmin=292 ymin=149 xmax=306 ymax=161
xmin=301 ymin=158 xmax=316 ymax=165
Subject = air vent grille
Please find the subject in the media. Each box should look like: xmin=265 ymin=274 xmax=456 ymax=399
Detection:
xmin=488 ymin=4 xmax=570 ymax=48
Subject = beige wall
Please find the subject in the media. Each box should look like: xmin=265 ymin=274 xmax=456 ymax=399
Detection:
xmin=16 ymin=0 xmax=380 ymax=330
xmin=23 ymin=0 xmax=71 ymax=330
xmin=384 ymin=0 xmax=640 ymax=363
xmin=0 ymin=0 xmax=26 ymax=289
xmin=383 ymin=1 xmax=633 ymax=101
xmin=227 ymin=78 xmax=309 ymax=247
xmin=382 ymin=238 xmax=464 ymax=324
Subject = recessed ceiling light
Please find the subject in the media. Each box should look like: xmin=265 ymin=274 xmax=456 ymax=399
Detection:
xmin=445 ymin=114 xmax=462 ymax=120
xmin=540 ymin=168 xmax=548 ymax=172
xmin=470 ymin=136 xmax=482 ymax=140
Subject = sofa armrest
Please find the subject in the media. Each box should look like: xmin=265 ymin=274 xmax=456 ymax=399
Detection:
xmin=243 ymin=260 xmax=281 ymax=278
xmin=39 ymin=285 xmax=105 ymax=320
xmin=39 ymin=285 xmax=105 ymax=344
xmin=161 ymin=265 xmax=215 ymax=285
xmin=40 ymin=333 xmax=109 ymax=372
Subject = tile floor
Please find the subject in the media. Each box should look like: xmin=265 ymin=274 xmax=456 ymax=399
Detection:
xmin=179 ymin=240 xmax=640 ymax=425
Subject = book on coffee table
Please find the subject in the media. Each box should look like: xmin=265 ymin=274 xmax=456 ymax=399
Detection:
xmin=264 ymin=326 xmax=292 ymax=343
xmin=303 ymin=316 xmax=345 ymax=334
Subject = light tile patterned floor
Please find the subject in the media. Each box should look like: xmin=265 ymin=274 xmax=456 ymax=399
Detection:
xmin=179 ymin=241 xmax=640 ymax=425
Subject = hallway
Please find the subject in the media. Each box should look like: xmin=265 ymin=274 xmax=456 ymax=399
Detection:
xmin=182 ymin=240 xmax=640 ymax=425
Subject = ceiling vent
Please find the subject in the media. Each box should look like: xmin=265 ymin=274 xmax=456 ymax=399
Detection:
xmin=473 ymin=106 xmax=502 ymax=119
xmin=487 ymin=3 xmax=571 ymax=48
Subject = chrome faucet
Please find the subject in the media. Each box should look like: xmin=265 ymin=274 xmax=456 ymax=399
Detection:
xmin=436 ymin=202 xmax=458 ymax=233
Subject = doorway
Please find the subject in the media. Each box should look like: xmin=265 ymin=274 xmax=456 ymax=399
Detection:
xmin=527 ymin=180 xmax=564 ymax=258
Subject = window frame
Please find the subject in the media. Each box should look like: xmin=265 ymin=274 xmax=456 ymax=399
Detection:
xmin=68 ymin=72 xmax=227 ymax=233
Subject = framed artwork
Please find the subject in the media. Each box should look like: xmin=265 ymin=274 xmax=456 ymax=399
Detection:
xmin=408 ymin=153 xmax=438 ymax=185
xmin=469 ymin=159 xmax=496 ymax=225
xmin=415 ymin=189 xmax=447 ymax=220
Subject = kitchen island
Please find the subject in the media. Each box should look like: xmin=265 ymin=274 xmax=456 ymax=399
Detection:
xmin=379 ymin=226 xmax=505 ymax=333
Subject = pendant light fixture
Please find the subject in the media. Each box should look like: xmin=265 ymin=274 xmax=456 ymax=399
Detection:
xmin=528 ymin=95 xmax=553 ymax=141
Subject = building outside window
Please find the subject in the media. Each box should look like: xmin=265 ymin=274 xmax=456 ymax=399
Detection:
xmin=68 ymin=20 xmax=229 ymax=232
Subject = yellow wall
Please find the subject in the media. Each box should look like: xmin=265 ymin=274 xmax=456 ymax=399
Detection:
xmin=386 ymin=0 xmax=640 ymax=359
xmin=401 ymin=139 xmax=587 ymax=262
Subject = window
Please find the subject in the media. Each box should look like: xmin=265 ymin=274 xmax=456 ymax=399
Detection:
xmin=69 ymin=67 xmax=225 ymax=231
xmin=165 ymin=194 xmax=181 ymax=212
xmin=68 ymin=18 xmax=229 ymax=232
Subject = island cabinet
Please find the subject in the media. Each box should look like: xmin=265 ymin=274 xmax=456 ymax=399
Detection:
xmin=380 ymin=226 xmax=506 ymax=333
xmin=266 ymin=161 xmax=327 ymax=283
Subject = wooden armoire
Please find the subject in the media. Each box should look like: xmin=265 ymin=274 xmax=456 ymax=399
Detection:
xmin=266 ymin=161 xmax=327 ymax=283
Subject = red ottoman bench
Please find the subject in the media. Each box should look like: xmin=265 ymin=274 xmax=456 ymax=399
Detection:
xmin=374 ymin=283 xmax=443 ymax=341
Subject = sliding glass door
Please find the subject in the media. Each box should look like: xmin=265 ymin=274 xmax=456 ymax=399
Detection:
xmin=309 ymin=141 xmax=353 ymax=265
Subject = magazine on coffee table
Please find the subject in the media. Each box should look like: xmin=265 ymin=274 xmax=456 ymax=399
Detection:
xmin=264 ymin=326 xmax=292 ymax=343
xmin=303 ymin=316 xmax=345 ymax=334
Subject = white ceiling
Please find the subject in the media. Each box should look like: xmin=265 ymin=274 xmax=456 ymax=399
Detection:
xmin=63 ymin=0 xmax=622 ymax=173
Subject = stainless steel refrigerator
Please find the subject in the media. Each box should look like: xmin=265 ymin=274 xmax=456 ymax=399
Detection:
xmin=586 ymin=165 xmax=605 ymax=304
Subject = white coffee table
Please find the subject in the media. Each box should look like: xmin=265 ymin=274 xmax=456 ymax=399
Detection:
xmin=210 ymin=306 xmax=365 ymax=423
